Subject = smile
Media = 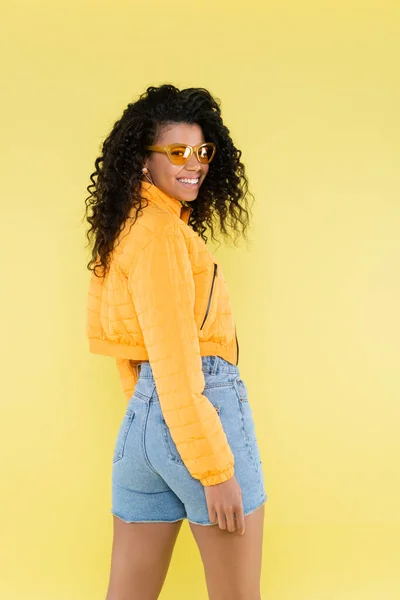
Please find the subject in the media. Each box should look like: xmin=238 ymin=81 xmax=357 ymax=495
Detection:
xmin=177 ymin=178 xmax=199 ymax=187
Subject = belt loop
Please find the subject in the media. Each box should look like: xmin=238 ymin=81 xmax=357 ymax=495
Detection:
xmin=136 ymin=363 xmax=141 ymax=378
xmin=211 ymin=356 xmax=218 ymax=375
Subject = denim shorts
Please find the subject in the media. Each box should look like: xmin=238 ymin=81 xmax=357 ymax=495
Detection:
xmin=111 ymin=355 xmax=267 ymax=526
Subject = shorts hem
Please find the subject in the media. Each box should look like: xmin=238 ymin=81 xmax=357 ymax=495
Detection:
xmin=187 ymin=494 xmax=268 ymax=526
xmin=112 ymin=510 xmax=186 ymax=524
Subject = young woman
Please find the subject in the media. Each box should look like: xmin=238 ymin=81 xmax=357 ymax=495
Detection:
xmin=85 ymin=84 xmax=267 ymax=600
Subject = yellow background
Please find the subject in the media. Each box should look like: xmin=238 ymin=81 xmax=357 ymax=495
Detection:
xmin=1 ymin=1 xmax=399 ymax=598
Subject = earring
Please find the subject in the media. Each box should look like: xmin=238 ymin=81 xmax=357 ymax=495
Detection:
xmin=141 ymin=167 xmax=154 ymax=184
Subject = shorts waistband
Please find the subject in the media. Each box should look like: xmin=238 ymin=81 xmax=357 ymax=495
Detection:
xmin=136 ymin=355 xmax=239 ymax=378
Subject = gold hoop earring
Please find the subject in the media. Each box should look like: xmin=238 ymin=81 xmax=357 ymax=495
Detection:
xmin=141 ymin=167 xmax=154 ymax=185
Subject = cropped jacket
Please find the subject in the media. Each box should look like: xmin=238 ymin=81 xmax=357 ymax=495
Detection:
xmin=87 ymin=181 xmax=240 ymax=486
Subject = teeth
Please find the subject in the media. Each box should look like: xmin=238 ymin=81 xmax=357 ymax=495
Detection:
xmin=178 ymin=178 xmax=199 ymax=184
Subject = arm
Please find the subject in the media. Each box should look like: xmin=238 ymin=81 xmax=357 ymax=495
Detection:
xmin=128 ymin=227 xmax=234 ymax=486
xmin=115 ymin=357 xmax=138 ymax=402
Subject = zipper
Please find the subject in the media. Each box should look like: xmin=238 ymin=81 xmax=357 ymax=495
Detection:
xmin=200 ymin=263 xmax=218 ymax=330
xmin=235 ymin=325 xmax=239 ymax=365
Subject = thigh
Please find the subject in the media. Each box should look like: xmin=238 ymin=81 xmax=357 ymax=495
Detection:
xmin=189 ymin=504 xmax=265 ymax=600
xmin=106 ymin=516 xmax=183 ymax=600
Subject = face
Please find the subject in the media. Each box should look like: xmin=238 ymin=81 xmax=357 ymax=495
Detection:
xmin=143 ymin=122 xmax=210 ymax=202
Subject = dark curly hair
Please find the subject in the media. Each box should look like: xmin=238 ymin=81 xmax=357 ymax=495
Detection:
xmin=83 ymin=84 xmax=254 ymax=278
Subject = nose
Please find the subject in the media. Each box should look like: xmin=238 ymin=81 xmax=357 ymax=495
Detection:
xmin=185 ymin=151 xmax=202 ymax=170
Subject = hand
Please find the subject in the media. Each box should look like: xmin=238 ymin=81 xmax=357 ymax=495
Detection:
xmin=204 ymin=475 xmax=245 ymax=535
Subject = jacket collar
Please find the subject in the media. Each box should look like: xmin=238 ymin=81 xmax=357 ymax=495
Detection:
xmin=139 ymin=181 xmax=193 ymax=224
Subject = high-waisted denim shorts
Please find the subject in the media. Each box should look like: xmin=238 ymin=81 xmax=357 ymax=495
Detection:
xmin=111 ymin=355 xmax=267 ymax=526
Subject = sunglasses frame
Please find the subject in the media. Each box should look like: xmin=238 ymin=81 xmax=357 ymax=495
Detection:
xmin=144 ymin=142 xmax=217 ymax=165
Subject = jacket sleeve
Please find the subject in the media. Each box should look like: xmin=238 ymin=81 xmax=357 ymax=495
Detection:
xmin=128 ymin=227 xmax=235 ymax=486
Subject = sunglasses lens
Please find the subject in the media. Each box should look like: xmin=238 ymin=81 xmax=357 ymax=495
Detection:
xmin=167 ymin=143 xmax=215 ymax=164
xmin=169 ymin=145 xmax=192 ymax=165
xmin=198 ymin=143 xmax=215 ymax=163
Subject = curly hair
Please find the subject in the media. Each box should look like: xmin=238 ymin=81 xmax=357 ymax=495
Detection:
xmin=83 ymin=84 xmax=254 ymax=278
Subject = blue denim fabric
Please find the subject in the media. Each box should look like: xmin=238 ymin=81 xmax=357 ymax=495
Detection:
xmin=111 ymin=355 xmax=267 ymax=525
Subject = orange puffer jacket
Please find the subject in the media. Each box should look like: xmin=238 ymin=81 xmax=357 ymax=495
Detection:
xmin=87 ymin=181 xmax=240 ymax=486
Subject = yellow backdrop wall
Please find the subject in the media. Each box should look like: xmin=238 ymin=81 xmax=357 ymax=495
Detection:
xmin=1 ymin=1 xmax=399 ymax=598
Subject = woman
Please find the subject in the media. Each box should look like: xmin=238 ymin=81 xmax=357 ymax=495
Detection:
xmin=85 ymin=84 xmax=267 ymax=599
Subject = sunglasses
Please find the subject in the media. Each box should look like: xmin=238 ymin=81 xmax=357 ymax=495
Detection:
xmin=144 ymin=142 xmax=216 ymax=166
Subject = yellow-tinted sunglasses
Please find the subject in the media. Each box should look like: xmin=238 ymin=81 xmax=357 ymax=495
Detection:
xmin=144 ymin=142 xmax=216 ymax=166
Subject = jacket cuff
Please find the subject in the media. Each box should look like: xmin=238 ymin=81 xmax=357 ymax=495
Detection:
xmin=200 ymin=464 xmax=235 ymax=487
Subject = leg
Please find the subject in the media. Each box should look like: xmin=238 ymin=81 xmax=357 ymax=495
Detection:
xmin=106 ymin=516 xmax=183 ymax=600
xmin=189 ymin=504 xmax=265 ymax=600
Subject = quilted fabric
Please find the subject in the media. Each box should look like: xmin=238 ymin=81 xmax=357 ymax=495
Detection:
xmin=87 ymin=181 xmax=240 ymax=486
